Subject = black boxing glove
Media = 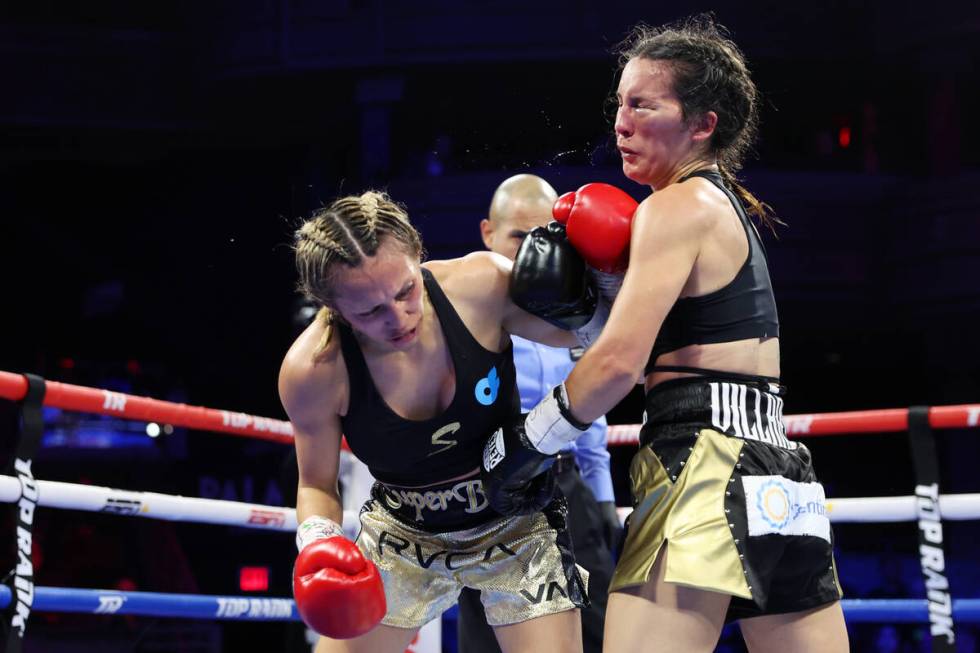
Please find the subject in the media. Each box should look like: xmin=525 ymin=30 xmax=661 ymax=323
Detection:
xmin=481 ymin=385 xmax=590 ymax=516
xmin=509 ymin=222 xmax=597 ymax=331
xmin=481 ymin=415 xmax=557 ymax=516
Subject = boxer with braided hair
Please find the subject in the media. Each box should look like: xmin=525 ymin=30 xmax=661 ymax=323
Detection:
xmin=282 ymin=190 xmax=592 ymax=652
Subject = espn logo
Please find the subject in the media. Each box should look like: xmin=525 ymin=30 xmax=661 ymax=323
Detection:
xmin=247 ymin=509 xmax=286 ymax=528
xmin=102 ymin=498 xmax=142 ymax=516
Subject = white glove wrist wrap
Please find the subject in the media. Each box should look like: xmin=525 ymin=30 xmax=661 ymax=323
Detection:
xmin=296 ymin=515 xmax=345 ymax=551
xmin=525 ymin=383 xmax=589 ymax=455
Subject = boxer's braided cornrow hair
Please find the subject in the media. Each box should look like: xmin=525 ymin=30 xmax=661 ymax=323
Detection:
xmin=294 ymin=190 xmax=424 ymax=340
xmin=617 ymin=14 xmax=783 ymax=231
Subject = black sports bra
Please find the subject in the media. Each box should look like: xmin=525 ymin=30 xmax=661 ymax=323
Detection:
xmin=338 ymin=269 xmax=520 ymax=486
xmin=645 ymin=170 xmax=779 ymax=377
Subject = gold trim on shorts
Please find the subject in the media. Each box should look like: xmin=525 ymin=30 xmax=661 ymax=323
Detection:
xmin=356 ymin=500 xmax=588 ymax=629
xmin=610 ymin=428 xmax=751 ymax=599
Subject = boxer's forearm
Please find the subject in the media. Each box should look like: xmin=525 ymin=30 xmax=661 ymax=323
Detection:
xmin=562 ymin=238 xmax=674 ymax=421
xmin=564 ymin=346 xmax=638 ymax=423
xmin=296 ymin=485 xmax=343 ymax=525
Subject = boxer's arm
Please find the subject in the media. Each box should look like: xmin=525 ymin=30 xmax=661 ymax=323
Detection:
xmin=424 ymin=253 xmax=578 ymax=349
xmin=279 ymin=322 xmax=386 ymax=641
xmin=490 ymin=252 xmax=582 ymax=348
xmin=503 ymin=302 xmax=581 ymax=349
xmin=278 ymin=332 xmax=346 ymax=525
xmin=564 ymin=187 xmax=710 ymax=422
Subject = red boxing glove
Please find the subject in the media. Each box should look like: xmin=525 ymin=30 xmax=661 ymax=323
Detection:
xmin=293 ymin=518 xmax=386 ymax=639
xmin=553 ymin=183 xmax=637 ymax=273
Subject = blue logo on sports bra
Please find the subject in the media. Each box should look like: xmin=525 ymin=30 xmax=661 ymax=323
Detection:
xmin=474 ymin=367 xmax=500 ymax=406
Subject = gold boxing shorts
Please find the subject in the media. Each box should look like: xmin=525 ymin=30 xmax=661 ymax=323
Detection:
xmin=611 ymin=378 xmax=842 ymax=620
xmin=356 ymin=496 xmax=588 ymax=629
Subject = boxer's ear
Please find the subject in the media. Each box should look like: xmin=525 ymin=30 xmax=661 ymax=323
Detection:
xmin=480 ymin=218 xmax=495 ymax=251
xmin=689 ymin=110 xmax=718 ymax=143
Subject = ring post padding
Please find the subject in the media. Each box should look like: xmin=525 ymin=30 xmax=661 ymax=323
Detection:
xmin=3 ymin=374 xmax=45 ymax=653
xmin=908 ymin=405 xmax=956 ymax=651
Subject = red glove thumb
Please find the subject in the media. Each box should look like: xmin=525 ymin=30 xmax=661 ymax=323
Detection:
xmin=553 ymin=191 xmax=576 ymax=225
xmin=561 ymin=183 xmax=638 ymax=273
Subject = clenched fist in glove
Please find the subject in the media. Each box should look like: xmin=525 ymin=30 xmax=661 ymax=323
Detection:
xmin=509 ymin=221 xmax=597 ymax=331
xmin=293 ymin=516 xmax=386 ymax=639
xmin=481 ymin=384 xmax=590 ymax=516
xmin=553 ymin=183 xmax=637 ymax=274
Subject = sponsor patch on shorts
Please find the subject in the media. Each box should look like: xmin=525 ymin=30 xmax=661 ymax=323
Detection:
xmin=742 ymin=475 xmax=830 ymax=542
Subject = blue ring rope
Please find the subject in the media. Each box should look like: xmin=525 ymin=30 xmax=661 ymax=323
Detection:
xmin=0 ymin=585 xmax=297 ymax=621
xmin=0 ymin=586 xmax=977 ymax=623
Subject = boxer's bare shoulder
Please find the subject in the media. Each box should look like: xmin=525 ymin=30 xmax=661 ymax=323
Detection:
xmin=423 ymin=253 xmax=513 ymax=350
xmin=279 ymin=312 xmax=350 ymax=420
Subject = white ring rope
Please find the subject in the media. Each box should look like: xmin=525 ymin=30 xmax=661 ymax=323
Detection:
xmin=825 ymin=493 xmax=980 ymax=522
xmin=615 ymin=493 xmax=980 ymax=525
xmin=0 ymin=475 xmax=361 ymax=536
xmin=3 ymin=475 xmax=980 ymax=530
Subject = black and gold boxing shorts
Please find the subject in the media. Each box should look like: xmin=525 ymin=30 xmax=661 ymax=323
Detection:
xmin=356 ymin=494 xmax=588 ymax=629
xmin=611 ymin=377 xmax=842 ymax=620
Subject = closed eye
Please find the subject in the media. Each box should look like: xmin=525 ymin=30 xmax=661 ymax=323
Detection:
xmin=394 ymin=281 xmax=415 ymax=301
xmin=619 ymin=93 xmax=656 ymax=110
xmin=356 ymin=280 xmax=416 ymax=317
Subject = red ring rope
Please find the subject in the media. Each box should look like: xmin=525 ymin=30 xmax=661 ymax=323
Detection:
xmin=0 ymin=370 xmax=293 ymax=445
xmin=607 ymin=404 xmax=980 ymax=445
xmin=3 ymin=370 xmax=979 ymax=447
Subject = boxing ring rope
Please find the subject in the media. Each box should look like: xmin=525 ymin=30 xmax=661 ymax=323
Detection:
xmin=0 ymin=585 xmax=298 ymax=621
xmin=1 ymin=474 xmax=979 ymax=624
xmin=0 ymin=370 xmax=294 ymax=445
xmin=606 ymin=403 xmax=980 ymax=444
xmin=4 ymin=368 xmax=979 ymax=448
xmin=3 ymin=474 xmax=979 ymax=530
xmin=0 ymin=584 xmax=977 ymax=624
xmin=0 ymin=475 xmax=297 ymax=532
xmin=2 ymin=368 xmax=980 ymax=635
